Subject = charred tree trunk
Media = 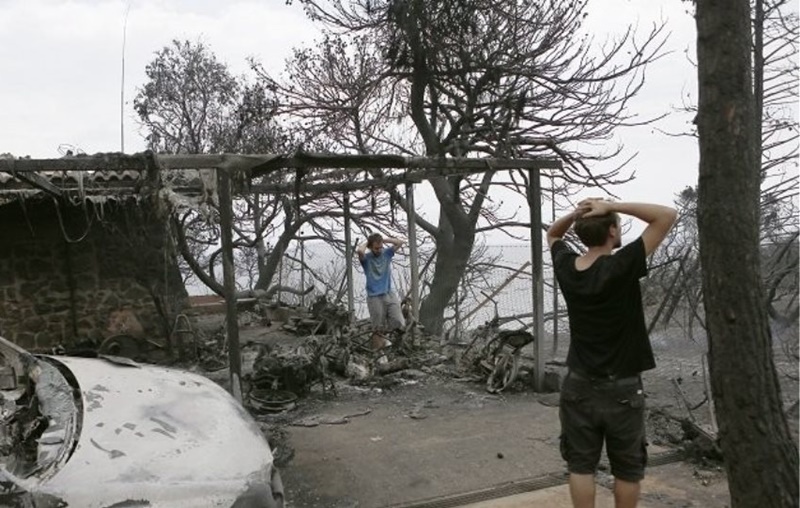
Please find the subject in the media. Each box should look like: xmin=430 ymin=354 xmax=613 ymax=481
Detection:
xmin=254 ymin=220 xmax=298 ymax=291
xmin=418 ymin=212 xmax=475 ymax=335
xmin=400 ymin=6 xmax=482 ymax=336
xmin=695 ymin=0 xmax=799 ymax=506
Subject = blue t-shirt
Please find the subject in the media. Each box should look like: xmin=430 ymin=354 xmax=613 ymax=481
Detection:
xmin=360 ymin=246 xmax=395 ymax=296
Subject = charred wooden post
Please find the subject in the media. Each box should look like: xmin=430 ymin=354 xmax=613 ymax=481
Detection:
xmin=527 ymin=168 xmax=546 ymax=391
xmin=300 ymin=235 xmax=306 ymax=308
xmin=550 ymin=181 xmax=560 ymax=356
xmin=217 ymin=168 xmax=242 ymax=402
xmin=343 ymin=192 xmax=355 ymax=317
xmin=405 ymin=183 xmax=420 ymax=322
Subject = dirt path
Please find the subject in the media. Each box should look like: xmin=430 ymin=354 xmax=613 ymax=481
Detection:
xmin=190 ymin=316 xmax=795 ymax=507
xmin=254 ymin=376 xmax=730 ymax=508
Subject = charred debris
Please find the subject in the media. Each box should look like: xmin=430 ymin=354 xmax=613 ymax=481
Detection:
xmin=187 ymin=295 xmax=539 ymax=415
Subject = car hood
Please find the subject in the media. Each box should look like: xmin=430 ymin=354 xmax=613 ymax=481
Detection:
xmin=13 ymin=355 xmax=275 ymax=507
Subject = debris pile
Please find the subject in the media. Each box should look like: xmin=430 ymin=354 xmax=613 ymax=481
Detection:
xmin=455 ymin=318 xmax=535 ymax=393
xmin=195 ymin=295 xmax=544 ymax=416
xmin=239 ymin=297 xmax=453 ymax=413
xmin=249 ymin=337 xmax=341 ymax=398
xmin=278 ymin=296 xmax=351 ymax=336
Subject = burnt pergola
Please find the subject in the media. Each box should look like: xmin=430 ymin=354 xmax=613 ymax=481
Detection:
xmin=0 ymin=151 xmax=562 ymax=398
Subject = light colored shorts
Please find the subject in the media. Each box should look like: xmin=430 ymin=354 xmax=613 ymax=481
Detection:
xmin=367 ymin=292 xmax=406 ymax=331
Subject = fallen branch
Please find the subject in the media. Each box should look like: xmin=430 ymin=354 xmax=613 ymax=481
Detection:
xmin=237 ymin=285 xmax=314 ymax=300
xmin=290 ymin=408 xmax=373 ymax=427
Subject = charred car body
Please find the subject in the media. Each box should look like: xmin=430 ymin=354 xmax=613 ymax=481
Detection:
xmin=0 ymin=336 xmax=283 ymax=507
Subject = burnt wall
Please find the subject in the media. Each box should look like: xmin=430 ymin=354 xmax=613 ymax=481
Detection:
xmin=0 ymin=198 xmax=187 ymax=351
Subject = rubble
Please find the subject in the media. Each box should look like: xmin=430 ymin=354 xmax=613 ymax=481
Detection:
xmin=242 ymin=296 xmax=448 ymax=403
xmin=217 ymin=296 xmax=549 ymax=434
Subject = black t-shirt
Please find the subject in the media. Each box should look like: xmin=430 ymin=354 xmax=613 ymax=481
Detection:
xmin=551 ymin=238 xmax=655 ymax=377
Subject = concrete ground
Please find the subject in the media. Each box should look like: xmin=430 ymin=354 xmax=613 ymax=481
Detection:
xmin=445 ymin=461 xmax=730 ymax=508
xmin=270 ymin=379 xmax=730 ymax=508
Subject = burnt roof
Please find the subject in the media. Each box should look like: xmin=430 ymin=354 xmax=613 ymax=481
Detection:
xmin=0 ymin=169 xmax=142 ymax=191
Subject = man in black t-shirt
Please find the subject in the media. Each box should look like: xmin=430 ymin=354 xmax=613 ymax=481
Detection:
xmin=547 ymin=198 xmax=677 ymax=508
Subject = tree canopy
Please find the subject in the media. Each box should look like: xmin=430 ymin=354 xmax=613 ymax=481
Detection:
xmin=262 ymin=0 xmax=669 ymax=332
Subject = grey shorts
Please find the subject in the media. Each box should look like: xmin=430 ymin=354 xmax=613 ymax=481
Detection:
xmin=367 ymin=293 xmax=405 ymax=331
xmin=559 ymin=373 xmax=648 ymax=482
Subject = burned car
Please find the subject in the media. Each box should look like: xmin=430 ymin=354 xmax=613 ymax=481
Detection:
xmin=0 ymin=336 xmax=283 ymax=507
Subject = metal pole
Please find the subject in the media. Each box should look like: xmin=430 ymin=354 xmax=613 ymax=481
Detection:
xmin=528 ymin=169 xmax=546 ymax=391
xmin=405 ymin=183 xmax=420 ymax=320
xmin=343 ymin=192 xmax=354 ymax=316
xmin=120 ymin=2 xmax=130 ymax=152
xmin=217 ymin=169 xmax=242 ymax=402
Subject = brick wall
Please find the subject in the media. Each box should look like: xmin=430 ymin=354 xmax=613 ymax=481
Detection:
xmin=0 ymin=198 xmax=187 ymax=351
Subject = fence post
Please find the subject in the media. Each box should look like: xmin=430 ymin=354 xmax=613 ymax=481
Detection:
xmin=344 ymin=192 xmax=355 ymax=317
xmin=217 ymin=168 xmax=242 ymax=402
xmin=405 ymin=183 xmax=420 ymax=321
xmin=528 ymin=168 xmax=546 ymax=391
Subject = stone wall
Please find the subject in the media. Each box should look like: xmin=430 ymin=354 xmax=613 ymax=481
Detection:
xmin=0 ymin=197 xmax=187 ymax=352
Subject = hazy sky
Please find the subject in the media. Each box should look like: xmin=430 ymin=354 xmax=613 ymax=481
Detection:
xmin=0 ymin=0 xmax=699 ymax=212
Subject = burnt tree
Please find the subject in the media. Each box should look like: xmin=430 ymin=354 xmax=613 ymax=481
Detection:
xmin=272 ymin=0 xmax=667 ymax=333
xmin=695 ymin=0 xmax=799 ymax=506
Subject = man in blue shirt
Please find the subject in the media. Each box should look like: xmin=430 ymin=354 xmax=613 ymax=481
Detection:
xmin=356 ymin=233 xmax=406 ymax=350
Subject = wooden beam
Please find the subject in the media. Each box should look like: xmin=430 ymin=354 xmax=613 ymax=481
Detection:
xmin=248 ymin=154 xmax=562 ymax=176
xmin=247 ymin=163 xmax=562 ymax=194
xmin=0 ymin=153 xmax=563 ymax=200
xmin=0 ymin=152 xmax=562 ymax=173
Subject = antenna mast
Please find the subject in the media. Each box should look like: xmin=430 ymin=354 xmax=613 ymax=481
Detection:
xmin=120 ymin=2 xmax=131 ymax=153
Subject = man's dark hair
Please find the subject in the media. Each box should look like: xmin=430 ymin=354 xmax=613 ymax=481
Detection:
xmin=367 ymin=233 xmax=383 ymax=248
xmin=574 ymin=213 xmax=619 ymax=247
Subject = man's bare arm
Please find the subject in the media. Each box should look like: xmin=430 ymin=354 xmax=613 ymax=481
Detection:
xmin=546 ymin=211 xmax=578 ymax=248
xmin=355 ymin=240 xmax=368 ymax=261
xmin=546 ymin=206 xmax=588 ymax=248
xmin=584 ymin=200 xmax=678 ymax=256
xmin=386 ymin=237 xmax=404 ymax=250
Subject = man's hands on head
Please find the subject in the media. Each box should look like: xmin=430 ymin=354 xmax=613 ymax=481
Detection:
xmin=547 ymin=200 xmax=607 ymax=247
xmin=385 ymin=236 xmax=405 ymax=250
xmin=579 ymin=200 xmax=677 ymax=256
xmin=548 ymin=198 xmax=676 ymax=255
xmin=576 ymin=198 xmax=615 ymax=218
